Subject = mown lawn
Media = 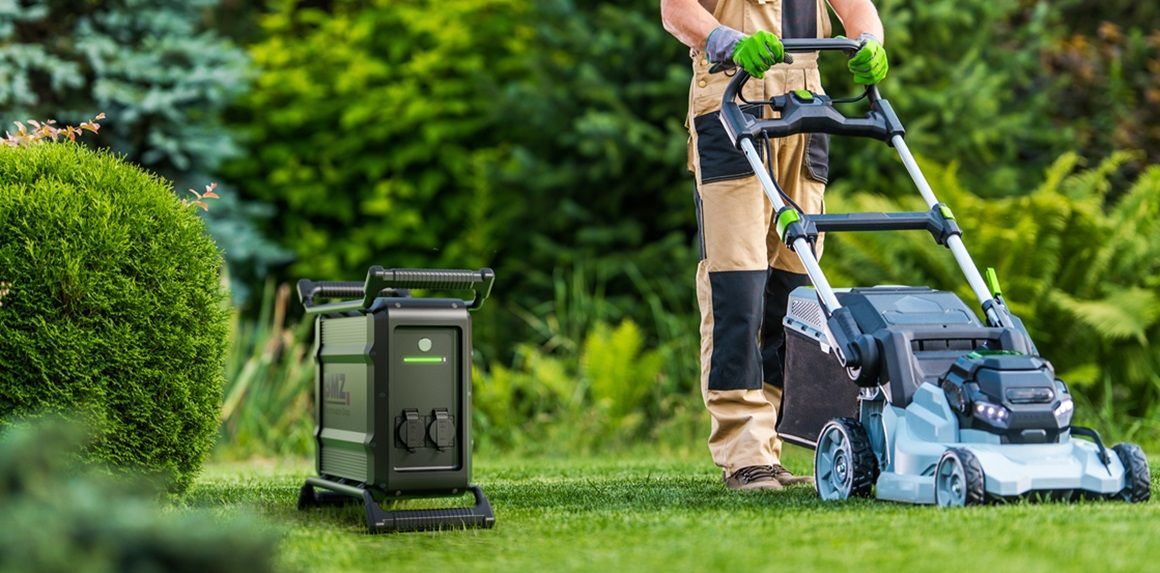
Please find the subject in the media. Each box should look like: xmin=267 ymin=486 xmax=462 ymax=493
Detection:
xmin=191 ymin=448 xmax=1159 ymax=573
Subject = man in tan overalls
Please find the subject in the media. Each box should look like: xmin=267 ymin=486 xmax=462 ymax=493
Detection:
xmin=661 ymin=0 xmax=889 ymax=490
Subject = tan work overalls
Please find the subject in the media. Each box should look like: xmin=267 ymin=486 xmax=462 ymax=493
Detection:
xmin=687 ymin=0 xmax=832 ymax=472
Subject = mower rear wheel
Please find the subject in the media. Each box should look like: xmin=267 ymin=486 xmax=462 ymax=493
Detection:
xmin=815 ymin=417 xmax=878 ymax=500
xmin=1112 ymin=443 xmax=1151 ymax=503
xmin=935 ymin=448 xmax=986 ymax=507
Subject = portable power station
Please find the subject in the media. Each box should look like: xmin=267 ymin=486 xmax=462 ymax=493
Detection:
xmin=295 ymin=266 xmax=496 ymax=533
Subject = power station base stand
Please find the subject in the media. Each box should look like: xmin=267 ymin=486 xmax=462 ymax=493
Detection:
xmin=297 ymin=476 xmax=495 ymax=534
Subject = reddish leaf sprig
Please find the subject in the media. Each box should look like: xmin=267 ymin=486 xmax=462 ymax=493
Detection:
xmin=183 ymin=182 xmax=221 ymax=211
xmin=2 ymin=113 xmax=106 ymax=147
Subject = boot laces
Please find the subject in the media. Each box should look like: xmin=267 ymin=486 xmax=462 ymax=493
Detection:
xmin=734 ymin=465 xmax=777 ymax=484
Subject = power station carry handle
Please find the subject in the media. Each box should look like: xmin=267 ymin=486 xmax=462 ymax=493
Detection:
xmin=365 ymin=266 xmax=496 ymax=310
xmin=297 ymin=280 xmax=408 ymax=309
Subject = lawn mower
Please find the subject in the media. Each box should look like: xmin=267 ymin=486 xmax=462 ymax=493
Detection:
xmin=295 ymin=266 xmax=497 ymax=531
xmin=718 ymin=38 xmax=1151 ymax=505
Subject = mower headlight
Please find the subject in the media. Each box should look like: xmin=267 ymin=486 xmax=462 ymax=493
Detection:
xmin=1005 ymin=386 xmax=1055 ymax=404
xmin=973 ymin=401 xmax=1011 ymax=429
xmin=1053 ymin=397 xmax=1074 ymax=426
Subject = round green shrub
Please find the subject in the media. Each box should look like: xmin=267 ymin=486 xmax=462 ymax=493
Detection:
xmin=0 ymin=142 xmax=229 ymax=492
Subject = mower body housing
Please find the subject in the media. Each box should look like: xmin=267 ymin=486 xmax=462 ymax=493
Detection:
xmin=783 ymin=285 xmax=1129 ymax=503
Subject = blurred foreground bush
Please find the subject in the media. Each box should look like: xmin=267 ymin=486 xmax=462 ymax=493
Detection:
xmin=0 ymin=142 xmax=229 ymax=492
xmin=0 ymin=420 xmax=277 ymax=573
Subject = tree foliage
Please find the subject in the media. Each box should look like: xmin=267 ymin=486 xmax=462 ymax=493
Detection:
xmin=0 ymin=0 xmax=288 ymax=299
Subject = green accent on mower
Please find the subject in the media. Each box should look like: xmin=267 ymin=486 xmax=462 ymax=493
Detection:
xmin=985 ymin=267 xmax=1002 ymax=298
xmin=776 ymin=209 xmax=801 ymax=241
xmin=793 ymin=89 xmax=814 ymax=101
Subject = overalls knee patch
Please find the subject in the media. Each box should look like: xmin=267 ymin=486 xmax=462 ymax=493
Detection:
xmin=707 ymin=269 xmax=766 ymax=390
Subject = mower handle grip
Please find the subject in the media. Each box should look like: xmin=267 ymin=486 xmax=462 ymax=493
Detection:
xmin=782 ymin=37 xmax=862 ymax=55
xmin=708 ymin=37 xmax=861 ymax=74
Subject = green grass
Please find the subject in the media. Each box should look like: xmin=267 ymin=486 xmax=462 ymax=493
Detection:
xmin=189 ymin=447 xmax=1160 ymax=573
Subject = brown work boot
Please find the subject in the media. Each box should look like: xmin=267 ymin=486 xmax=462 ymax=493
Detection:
xmin=724 ymin=465 xmax=785 ymax=491
xmin=770 ymin=464 xmax=814 ymax=486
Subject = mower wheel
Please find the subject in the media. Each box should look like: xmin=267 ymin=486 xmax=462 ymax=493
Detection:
xmin=815 ymin=417 xmax=878 ymax=500
xmin=935 ymin=448 xmax=986 ymax=507
xmin=1112 ymin=443 xmax=1151 ymax=503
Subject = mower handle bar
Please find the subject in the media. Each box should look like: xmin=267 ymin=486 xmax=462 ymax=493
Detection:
xmin=709 ymin=37 xmax=861 ymax=72
xmin=781 ymin=37 xmax=862 ymax=55
xmin=718 ymin=38 xmax=907 ymax=146
xmin=718 ymin=40 xmax=1020 ymax=374
xmin=299 ymin=266 xmax=495 ymax=313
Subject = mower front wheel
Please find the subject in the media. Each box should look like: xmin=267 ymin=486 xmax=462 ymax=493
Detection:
xmin=935 ymin=448 xmax=986 ymax=507
xmin=815 ymin=417 xmax=878 ymax=500
xmin=1112 ymin=443 xmax=1151 ymax=503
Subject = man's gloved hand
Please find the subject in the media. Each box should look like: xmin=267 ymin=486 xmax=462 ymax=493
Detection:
xmin=705 ymin=26 xmax=785 ymax=79
xmin=848 ymin=33 xmax=888 ymax=85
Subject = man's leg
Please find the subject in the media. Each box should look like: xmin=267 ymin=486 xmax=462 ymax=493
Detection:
xmin=695 ymin=173 xmax=780 ymax=487
xmin=760 ymin=131 xmax=828 ymax=485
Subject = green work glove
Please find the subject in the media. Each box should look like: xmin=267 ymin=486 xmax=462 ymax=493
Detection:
xmin=732 ymin=30 xmax=785 ymax=79
xmin=848 ymin=33 xmax=888 ymax=85
xmin=705 ymin=26 xmax=785 ymax=79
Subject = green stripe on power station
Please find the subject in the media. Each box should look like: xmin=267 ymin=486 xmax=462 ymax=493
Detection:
xmin=403 ymin=356 xmax=446 ymax=364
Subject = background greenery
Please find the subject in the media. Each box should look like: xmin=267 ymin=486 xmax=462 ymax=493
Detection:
xmin=0 ymin=0 xmax=290 ymax=301
xmin=215 ymin=0 xmax=1160 ymax=456
xmin=2 ymin=0 xmax=1157 ymax=457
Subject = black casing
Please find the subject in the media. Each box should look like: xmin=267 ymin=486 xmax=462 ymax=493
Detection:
xmin=778 ymin=327 xmax=860 ymax=447
xmin=313 ymin=297 xmax=472 ymax=495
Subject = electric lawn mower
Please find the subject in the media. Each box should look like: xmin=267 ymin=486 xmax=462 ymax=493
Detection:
xmin=717 ymin=38 xmax=1152 ymax=506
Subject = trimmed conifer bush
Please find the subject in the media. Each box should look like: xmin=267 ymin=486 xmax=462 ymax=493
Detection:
xmin=0 ymin=142 xmax=229 ymax=492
